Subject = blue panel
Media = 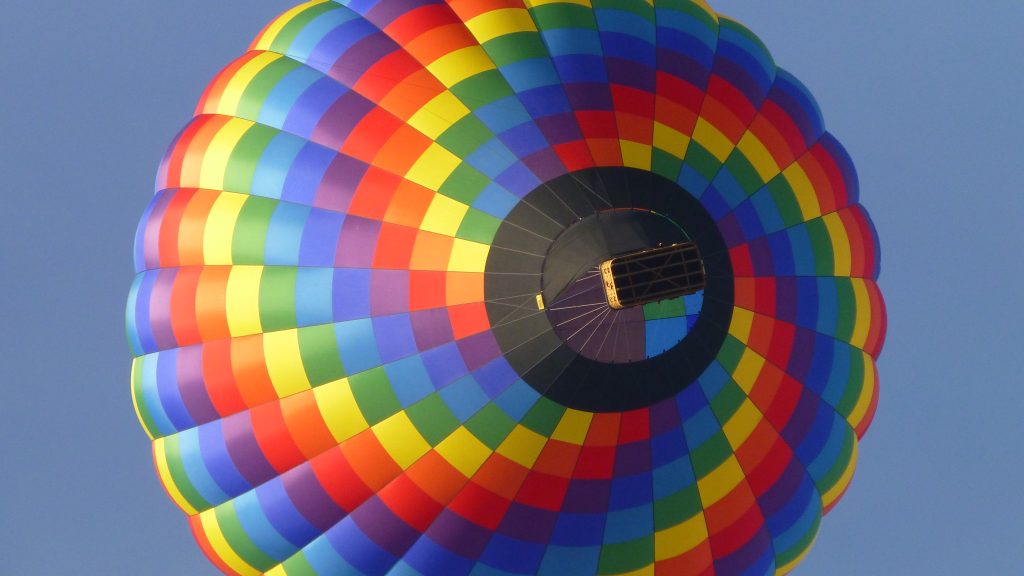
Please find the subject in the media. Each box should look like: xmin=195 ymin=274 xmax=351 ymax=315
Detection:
xmin=371 ymin=313 xmax=417 ymax=363
xmin=265 ymin=202 xmax=311 ymax=266
xmin=332 ymin=269 xmax=371 ymax=321
xmin=257 ymin=478 xmax=320 ymax=548
xmin=294 ymin=268 xmax=334 ymax=327
xmin=252 ymin=133 xmax=304 ymax=200
xmin=233 ymin=488 xmax=297 ymax=561
xmin=603 ymin=504 xmax=653 ymax=544
xmin=384 ymin=355 xmax=434 ymax=407
xmin=298 ymin=208 xmax=345 ymax=267
xmin=334 ymin=318 xmax=381 ymax=375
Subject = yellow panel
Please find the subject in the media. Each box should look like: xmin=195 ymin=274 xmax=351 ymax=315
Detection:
xmin=783 ymin=163 xmax=822 ymax=221
xmin=213 ymin=52 xmax=283 ymax=116
xmin=822 ymin=212 xmax=851 ymax=276
xmin=736 ymin=132 xmax=780 ymax=183
xmin=654 ymin=513 xmax=709 ymax=560
xmin=373 ymin=412 xmax=431 ymax=469
xmin=420 ymin=193 xmax=469 ymax=236
xmin=265 ymin=565 xmax=287 ymax=576
xmin=722 ymin=399 xmax=761 ymax=448
xmin=496 ymin=425 xmax=547 ymax=468
xmin=732 ymin=347 xmax=765 ymax=395
xmin=616 ymin=566 xmax=654 ymax=576
xmin=198 ymin=508 xmax=262 ymax=576
xmin=153 ymin=438 xmax=198 ymax=515
xmin=846 ymin=352 xmax=876 ymax=429
xmin=252 ymin=1 xmax=328 ymax=50
xmin=465 ymin=8 xmax=537 ymax=44
xmin=313 ymin=378 xmax=369 ymax=443
xmin=405 ymin=143 xmax=462 ymax=191
xmin=427 ymin=46 xmax=496 ymax=87
xmin=696 ymin=455 xmax=744 ymax=507
xmin=653 ymin=121 xmax=690 ymax=159
xmin=550 ymin=409 xmax=593 ymax=445
xmin=849 ymin=279 xmax=871 ymax=349
xmin=620 ymin=141 xmax=652 ymax=170
xmin=225 ymin=266 xmax=264 ymax=337
xmin=448 ymin=239 xmax=490 ymax=273
xmin=407 ymin=91 xmax=471 ymax=140
xmin=199 ymin=118 xmax=255 ymax=191
xmin=436 ymin=426 xmax=492 ymax=477
xmin=202 ymin=191 xmax=247 ymax=265
xmin=728 ymin=306 xmax=754 ymax=343
xmin=692 ymin=117 xmax=734 ymax=162
xmin=263 ymin=329 xmax=312 ymax=398
xmin=822 ymin=438 xmax=858 ymax=508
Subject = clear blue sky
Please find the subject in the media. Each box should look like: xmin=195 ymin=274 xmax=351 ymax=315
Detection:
xmin=1 ymin=1 xmax=1021 ymax=574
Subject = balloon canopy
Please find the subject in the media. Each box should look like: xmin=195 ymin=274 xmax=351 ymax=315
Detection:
xmin=128 ymin=1 xmax=885 ymax=574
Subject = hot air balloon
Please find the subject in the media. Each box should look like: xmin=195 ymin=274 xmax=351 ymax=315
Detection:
xmin=127 ymin=1 xmax=885 ymax=574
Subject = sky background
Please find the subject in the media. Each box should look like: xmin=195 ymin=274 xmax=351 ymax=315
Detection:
xmin=1 ymin=1 xmax=1021 ymax=574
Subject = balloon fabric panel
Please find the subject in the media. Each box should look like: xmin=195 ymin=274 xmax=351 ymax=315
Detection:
xmin=128 ymin=1 xmax=886 ymax=575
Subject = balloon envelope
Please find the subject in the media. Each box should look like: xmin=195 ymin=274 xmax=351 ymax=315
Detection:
xmin=128 ymin=1 xmax=885 ymax=574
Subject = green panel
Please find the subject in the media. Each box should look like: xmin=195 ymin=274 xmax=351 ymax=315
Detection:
xmin=804 ymin=219 xmax=835 ymax=276
xmin=231 ymin=195 xmax=277 ymax=264
xmin=530 ymin=4 xmax=598 ymax=32
xmin=348 ymin=367 xmax=401 ymax=426
xmin=161 ymin=435 xmax=209 ymax=512
xmin=707 ymin=380 xmax=746 ymax=424
xmin=815 ymin=427 xmax=855 ymax=495
xmin=651 ymin=148 xmax=684 ymax=183
xmin=436 ymin=115 xmax=495 ymax=158
xmin=834 ymin=348 xmax=865 ymax=418
xmin=715 ymin=336 xmax=746 ymax=375
xmin=597 ymin=536 xmax=654 ymax=575
xmin=484 ymin=33 xmax=550 ymax=66
xmin=215 ymin=502 xmax=278 ymax=571
xmin=766 ymin=177 xmax=804 ymax=228
xmin=450 ymin=70 xmax=515 ymax=108
xmin=132 ymin=356 xmax=160 ymax=438
xmin=465 ymin=403 xmax=517 ymax=450
xmin=268 ymin=1 xmax=340 ymax=53
xmin=438 ymin=163 xmax=491 ymax=204
xmin=237 ymin=58 xmax=302 ymax=121
xmin=724 ymin=152 xmax=766 ymax=195
xmin=279 ymin=552 xmax=318 ymax=576
xmin=224 ymin=124 xmax=277 ymax=196
xmin=833 ymin=278 xmax=856 ymax=343
xmin=520 ymin=397 xmax=565 ymax=436
xmin=683 ymin=142 xmax=722 ymax=182
xmin=643 ymin=296 xmax=687 ymax=321
xmin=297 ymin=324 xmax=346 ymax=386
xmin=258 ymin=266 xmax=297 ymax=332
xmin=406 ymin=395 xmax=461 ymax=446
xmin=653 ymin=484 xmax=703 ymax=530
xmin=456 ymin=208 xmax=501 ymax=244
xmin=688 ymin=432 xmax=732 ymax=479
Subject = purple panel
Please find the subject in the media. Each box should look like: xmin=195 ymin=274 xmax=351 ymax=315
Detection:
xmin=140 ymin=189 xmax=173 ymax=271
xmin=370 ymin=270 xmax=409 ymax=316
xmin=562 ymin=479 xmax=611 ymax=514
xmin=176 ymin=344 xmax=219 ymax=424
xmin=655 ymin=48 xmax=710 ymax=91
xmin=757 ymin=458 xmax=804 ymax=518
xmin=364 ymin=0 xmax=441 ymax=27
xmin=521 ymin=148 xmax=567 ymax=182
xmin=312 ymin=89 xmax=376 ymax=151
xmin=282 ymin=463 xmax=347 ymax=532
xmin=282 ymin=143 xmax=335 ymax=206
xmin=351 ymin=497 xmax=421 ymax=557
xmin=605 ymin=59 xmax=656 ymax=93
xmin=563 ymin=83 xmax=614 ymax=111
xmin=780 ymin=389 xmax=818 ymax=449
xmin=148 ymin=268 xmax=177 ymax=351
xmin=456 ymin=331 xmax=503 ymax=373
xmin=283 ymin=78 xmax=347 ymax=139
xmin=613 ymin=441 xmax=651 ymax=477
xmin=221 ymin=412 xmax=278 ymax=486
xmin=648 ymin=396 xmax=681 ymax=436
xmin=534 ymin=112 xmax=583 ymax=145
xmin=426 ymin=509 xmax=492 ymax=558
xmin=329 ymin=33 xmax=397 ymax=87
xmin=335 ymin=215 xmax=380 ymax=267
xmin=314 ymin=155 xmax=366 ymax=212
xmin=409 ymin=308 xmax=454 ymax=351
xmin=497 ymin=502 xmax=558 ymax=543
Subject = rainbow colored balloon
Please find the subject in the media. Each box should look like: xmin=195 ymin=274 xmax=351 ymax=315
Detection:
xmin=127 ymin=1 xmax=886 ymax=574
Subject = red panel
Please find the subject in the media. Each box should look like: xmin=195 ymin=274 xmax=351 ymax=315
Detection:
xmin=250 ymin=401 xmax=309 ymax=474
xmin=409 ymin=270 xmax=446 ymax=311
xmin=373 ymin=223 xmax=418 ymax=269
xmin=343 ymin=430 xmax=404 ymax=492
xmin=350 ymin=167 xmax=402 ymax=220
xmin=654 ymin=543 xmax=714 ymax=576
xmin=552 ymin=140 xmax=596 ymax=172
xmin=341 ymin=107 xmax=404 ymax=164
xmin=202 ymin=339 xmax=246 ymax=417
xmin=516 ymin=471 xmax=570 ymax=511
xmin=573 ymin=445 xmax=615 ymax=479
xmin=311 ymin=446 xmax=375 ymax=512
xmin=449 ymin=480 xmax=511 ymax=530
xmin=379 ymin=474 xmax=445 ymax=532
xmin=618 ymin=408 xmax=651 ymax=443
xmin=449 ymin=302 xmax=490 ymax=340
xmin=157 ymin=188 xmax=195 ymax=268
